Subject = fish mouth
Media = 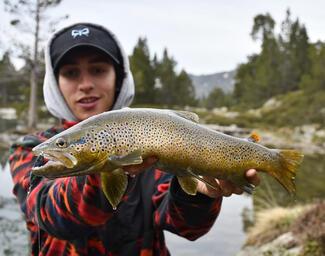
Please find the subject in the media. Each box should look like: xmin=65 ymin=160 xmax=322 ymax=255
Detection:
xmin=32 ymin=149 xmax=106 ymax=179
xmin=33 ymin=143 xmax=78 ymax=168
xmin=32 ymin=143 xmax=108 ymax=179
xmin=32 ymin=154 xmax=104 ymax=179
xmin=32 ymin=145 xmax=79 ymax=178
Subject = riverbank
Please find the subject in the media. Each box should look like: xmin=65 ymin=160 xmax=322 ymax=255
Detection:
xmin=237 ymin=201 xmax=325 ymax=256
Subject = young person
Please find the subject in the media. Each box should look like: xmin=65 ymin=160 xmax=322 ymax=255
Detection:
xmin=9 ymin=22 xmax=259 ymax=255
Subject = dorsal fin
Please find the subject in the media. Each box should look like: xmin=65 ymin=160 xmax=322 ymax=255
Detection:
xmin=172 ymin=110 xmax=200 ymax=123
xmin=248 ymin=131 xmax=261 ymax=143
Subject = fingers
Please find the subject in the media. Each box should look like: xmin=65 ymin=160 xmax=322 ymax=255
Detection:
xmin=218 ymin=180 xmax=243 ymax=197
xmin=123 ymin=156 xmax=158 ymax=175
xmin=198 ymin=177 xmax=222 ymax=198
xmin=197 ymin=178 xmax=244 ymax=198
xmin=245 ymin=169 xmax=260 ymax=186
xmin=215 ymin=169 xmax=260 ymax=197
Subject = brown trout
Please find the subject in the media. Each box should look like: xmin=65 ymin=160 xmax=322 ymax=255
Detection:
xmin=32 ymin=108 xmax=303 ymax=209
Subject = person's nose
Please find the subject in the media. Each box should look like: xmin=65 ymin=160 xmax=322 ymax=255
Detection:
xmin=78 ymin=72 xmax=94 ymax=92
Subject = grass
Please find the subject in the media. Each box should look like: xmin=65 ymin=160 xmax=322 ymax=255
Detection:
xmin=245 ymin=205 xmax=307 ymax=246
xmin=194 ymin=90 xmax=325 ymax=130
xmin=261 ymin=91 xmax=325 ymax=128
xmin=292 ymin=201 xmax=325 ymax=255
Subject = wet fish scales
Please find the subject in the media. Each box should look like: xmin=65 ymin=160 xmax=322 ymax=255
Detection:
xmin=32 ymin=108 xmax=304 ymax=208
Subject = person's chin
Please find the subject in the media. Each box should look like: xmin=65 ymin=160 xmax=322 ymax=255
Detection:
xmin=75 ymin=108 xmax=97 ymax=121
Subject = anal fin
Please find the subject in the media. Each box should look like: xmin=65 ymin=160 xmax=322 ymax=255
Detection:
xmin=186 ymin=168 xmax=220 ymax=192
xmin=100 ymin=168 xmax=128 ymax=209
xmin=177 ymin=176 xmax=198 ymax=195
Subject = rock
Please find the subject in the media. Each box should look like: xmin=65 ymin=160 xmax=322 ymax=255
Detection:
xmin=262 ymin=98 xmax=282 ymax=111
xmin=204 ymin=124 xmax=250 ymax=137
xmin=236 ymin=232 xmax=302 ymax=256
xmin=212 ymin=107 xmax=239 ymax=119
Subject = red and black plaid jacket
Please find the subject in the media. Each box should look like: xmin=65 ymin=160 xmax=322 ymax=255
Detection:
xmin=9 ymin=121 xmax=222 ymax=256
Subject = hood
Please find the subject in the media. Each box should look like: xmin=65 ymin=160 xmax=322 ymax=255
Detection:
xmin=43 ymin=22 xmax=135 ymax=121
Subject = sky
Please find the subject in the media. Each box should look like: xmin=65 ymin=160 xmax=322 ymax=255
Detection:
xmin=1 ymin=0 xmax=325 ymax=74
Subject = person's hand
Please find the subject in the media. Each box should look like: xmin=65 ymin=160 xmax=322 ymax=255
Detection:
xmin=197 ymin=169 xmax=260 ymax=198
xmin=123 ymin=156 xmax=158 ymax=176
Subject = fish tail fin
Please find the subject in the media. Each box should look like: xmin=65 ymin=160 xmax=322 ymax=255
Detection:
xmin=269 ymin=149 xmax=304 ymax=194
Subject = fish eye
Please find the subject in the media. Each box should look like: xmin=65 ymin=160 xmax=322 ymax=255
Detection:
xmin=55 ymin=138 xmax=67 ymax=148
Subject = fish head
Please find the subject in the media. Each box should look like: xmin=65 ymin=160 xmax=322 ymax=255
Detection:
xmin=32 ymin=126 xmax=116 ymax=178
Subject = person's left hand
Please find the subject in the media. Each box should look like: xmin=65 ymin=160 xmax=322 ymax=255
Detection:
xmin=197 ymin=169 xmax=260 ymax=198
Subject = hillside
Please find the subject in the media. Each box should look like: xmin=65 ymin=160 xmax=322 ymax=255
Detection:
xmin=189 ymin=70 xmax=236 ymax=98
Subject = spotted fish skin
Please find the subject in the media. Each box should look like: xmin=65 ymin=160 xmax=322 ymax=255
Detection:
xmin=32 ymin=108 xmax=303 ymax=207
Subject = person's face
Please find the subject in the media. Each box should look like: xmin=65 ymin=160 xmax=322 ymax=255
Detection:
xmin=58 ymin=48 xmax=116 ymax=121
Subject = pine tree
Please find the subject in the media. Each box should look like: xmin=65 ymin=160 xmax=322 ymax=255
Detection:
xmin=0 ymin=52 xmax=18 ymax=106
xmin=129 ymin=40 xmax=196 ymax=107
xmin=175 ymin=70 xmax=196 ymax=106
xmin=233 ymin=10 xmax=311 ymax=108
xmin=279 ymin=9 xmax=310 ymax=92
xmin=155 ymin=49 xmax=178 ymax=106
xmin=300 ymin=42 xmax=325 ymax=92
xmin=129 ymin=38 xmax=156 ymax=104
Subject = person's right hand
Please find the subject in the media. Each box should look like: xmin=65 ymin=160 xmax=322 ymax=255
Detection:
xmin=197 ymin=169 xmax=260 ymax=198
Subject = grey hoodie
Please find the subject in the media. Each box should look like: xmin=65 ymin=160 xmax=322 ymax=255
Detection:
xmin=43 ymin=22 xmax=135 ymax=121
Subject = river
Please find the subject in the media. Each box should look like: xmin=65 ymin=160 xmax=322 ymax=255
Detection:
xmin=165 ymin=195 xmax=252 ymax=256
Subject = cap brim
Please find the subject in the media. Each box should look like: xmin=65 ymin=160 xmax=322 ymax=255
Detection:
xmin=53 ymin=43 xmax=120 ymax=72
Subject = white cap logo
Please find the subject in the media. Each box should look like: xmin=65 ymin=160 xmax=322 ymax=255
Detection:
xmin=71 ymin=28 xmax=90 ymax=38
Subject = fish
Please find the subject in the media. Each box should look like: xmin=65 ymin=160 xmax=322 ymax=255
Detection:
xmin=32 ymin=108 xmax=304 ymax=209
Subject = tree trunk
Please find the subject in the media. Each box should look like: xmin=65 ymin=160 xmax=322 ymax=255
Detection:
xmin=27 ymin=0 xmax=40 ymax=130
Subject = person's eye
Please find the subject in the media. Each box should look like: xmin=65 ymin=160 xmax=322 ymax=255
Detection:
xmin=91 ymin=66 xmax=106 ymax=75
xmin=61 ymin=68 xmax=79 ymax=79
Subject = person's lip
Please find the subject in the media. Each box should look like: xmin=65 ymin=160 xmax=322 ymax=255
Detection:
xmin=76 ymin=96 xmax=100 ymax=109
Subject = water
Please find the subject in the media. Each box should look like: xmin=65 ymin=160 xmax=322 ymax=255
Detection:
xmin=0 ymin=162 xmax=14 ymax=198
xmin=165 ymin=195 xmax=252 ymax=256
xmin=0 ymin=163 xmax=30 ymax=256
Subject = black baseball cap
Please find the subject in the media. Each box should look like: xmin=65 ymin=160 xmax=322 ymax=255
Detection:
xmin=50 ymin=23 xmax=123 ymax=72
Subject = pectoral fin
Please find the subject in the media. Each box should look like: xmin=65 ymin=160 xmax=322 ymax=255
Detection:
xmin=186 ymin=169 xmax=220 ymax=192
xmin=100 ymin=168 xmax=128 ymax=209
xmin=108 ymin=149 xmax=143 ymax=167
xmin=177 ymin=176 xmax=198 ymax=195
